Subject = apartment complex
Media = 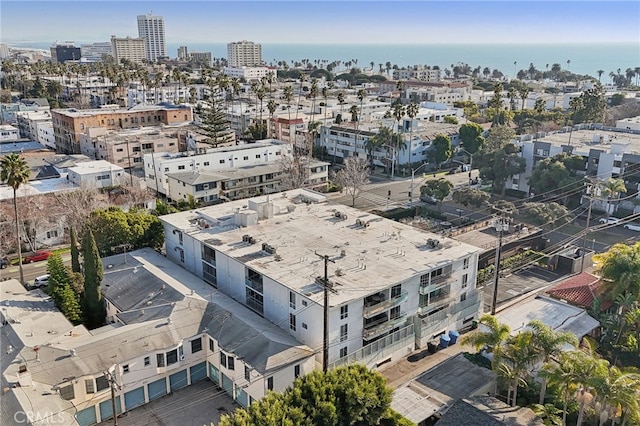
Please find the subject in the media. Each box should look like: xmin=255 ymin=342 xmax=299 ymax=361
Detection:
xmin=110 ymin=35 xmax=146 ymax=64
xmin=166 ymin=160 xmax=329 ymax=204
xmin=160 ymin=189 xmax=483 ymax=368
xmin=137 ymin=14 xmax=167 ymax=62
xmin=80 ymin=42 xmax=113 ymax=62
xmin=392 ymin=66 xmax=441 ymax=82
xmin=227 ymin=40 xmax=262 ymax=67
xmin=78 ymin=126 xmax=180 ymax=168
xmin=144 ymin=139 xmax=292 ymax=195
xmin=51 ymin=104 xmax=193 ymax=154
xmin=1 ymin=249 xmax=314 ymax=425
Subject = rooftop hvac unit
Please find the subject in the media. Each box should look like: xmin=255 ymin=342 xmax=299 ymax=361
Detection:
xmin=426 ymin=238 xmax=440 ymax=249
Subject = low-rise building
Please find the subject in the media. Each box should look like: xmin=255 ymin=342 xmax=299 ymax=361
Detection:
xmin=52 ymin=104 xmax=193 ymax=154
xmin=160 ymin=189 xmax=484 ymax=369
xmin=0 ymin=124 xmax=20 ymax=142
xmin=0 ymin=98 xmax=50 ymax=124
xmin=15 ymin=110 xmax=52 ymax=140
xmin=144 ymin=139 xmax=293 ymax=195
xmin=222 ymin=66 xmax=276 ymax=81
xmin=66 ymin=160 xmax=127 ymax=188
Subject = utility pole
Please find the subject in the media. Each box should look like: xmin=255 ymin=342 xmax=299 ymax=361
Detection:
xmin=315 ymin=251 xmax=335 ymax=372
xmin=580 ymin=178 xmax=599 ymax=273
xmin=104 ymin=370 xmax=121 ymax=426
xmin=491 ymin=212 xmax=511 ymax=315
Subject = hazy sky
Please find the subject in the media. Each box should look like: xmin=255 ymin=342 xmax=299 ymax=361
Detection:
xmin=2 ymin=1 xmax=639 ymax=45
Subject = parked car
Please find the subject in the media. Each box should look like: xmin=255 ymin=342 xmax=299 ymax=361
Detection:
xmin=624 ymin=223 xmax=640 ymax=231
xmin=0 ymin=256 xmax=8 ymax=269
xmin=22 ymin=250 xmax=52 ymax=264
xmin=420 ymin=194 xmax=438 ymax=204
xmin=32 ymin=274 xmax=50 ymax=288
xmin=598 ymin=217 xmax=620 ymax=225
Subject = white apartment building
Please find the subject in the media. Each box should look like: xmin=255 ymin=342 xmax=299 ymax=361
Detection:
xmin=144 ymin=139 xmax=293 ymax=195
xmin=111 ymin=35 xmax=146 ymax=64
xmin=0 ymin=43 xmax=9 ymax=59
xmin=66 ymin=160 xmax=127 ymax=188
xmin=1 ymin=249 xmax=314 ymax=425
xmin=616 ymin=116 xmax=640 ymax=131
xmin=227 ymin=40 xmax=262 ymax=67
xmin=160 ymin=189 xmax=484 ymax=368
xmin=36 ymin=121 xmax=56 ymax=149
xmin=80 ymin=42 xmax=113 ymax=62
xmin=16 ymin=110 xmax=52 ymax=140
xmin=0 ymin=124 xmax=19 ymax=142
xmin=223 ymin=66 xmax=275 ymax=81
xmin=166 ymin=160 xmax=329 ymax=204
xmin=137 ymin=14 xmax=167 ymax=62
xmin=127 ymin=85 xmax=192 ymax=106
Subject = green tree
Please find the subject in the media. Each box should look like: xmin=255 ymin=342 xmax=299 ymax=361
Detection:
xmin=484 ymin=125 xmax=515 ymax=151
xmin=458 ymin=122 xmax=485 ymax=154
xmin=219 ymin=364 xmax=407 ymax=426
xmin=420 ymin=178 xmax=453 ymax=211
xmin=594 ymin=242 xmax=640 ymax=302
xmin=499 ymin=331 xmax=537 ymax=406
xmin=70 ymin=226 xmax=81 ymax=273
xmin=475 ymin=143 xmax=525 ymax=195
xmin=528 ymin=155 xmax=584 ymax=201
xmin=451 ymin=187 xmax=490 ymax=208
xmin=47 ymin=253 xmax=82 ymax=323
xmin=0 ymin=153 xmax=30 ymax=284
xmin=82 ymin=229 xmax=105 ymax=329
xmin=430 ymin=134 xmax=453 ymax=167
xmin=197 ymin=86 xmax=233 ymax=146
xmin=573 ymin=83 xmax=606 ymax=124
xmin=523 ymin=202 xmax=573 ymax=228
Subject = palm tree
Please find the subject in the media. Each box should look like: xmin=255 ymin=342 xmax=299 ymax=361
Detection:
xmin=528 ymin=320 xmax=578 ymax=404
xmin=283 ymin=85 xmax=294 ymax=122
xmin=541 ymin=352 xmax=576 ymax=426
xmin=391 ymin=103 xmax=405 ymax=175
xmin=499 ymin=331 xmax=537 ymax=406
xmin=600 ymin=177 xmax=627 ymax=219
xmin=337 ymin=91 xmax=346 ymax=119
xmin=597 ymin=69 xmax=604 ymax=82
xmin=267 ymin=99 xmax=277 ymax=138
xmin=518 ymin=86 xmax=530 ymax=111
xmin=406 ymin=102 xmax=419 ymax=153
xmin=594 ymin=242 xmax=640 ymax=301
xmin=1 ymin=153 xmax=30 ymax=285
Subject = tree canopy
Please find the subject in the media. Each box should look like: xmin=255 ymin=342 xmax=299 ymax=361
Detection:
xmin=219 ymin=364 xmax=413 ymax=426
xmin=458 ymin=122 xmax=485 ymax=154
xmin=528 ymin=154 xmax=585 ymax=200
xmin=522 ymin=202 xmax=573 ymax=228
xmin=420 ymin=178 xmax=453 ymax=210
xmin=475 ymin=143 xmax=525 ymax=195
xmin=451 ymin=187 xmax=490 ymax=208
xmin=333 ymin=157 xmax=370 ymax=208
xmin=429 ymin=134 xmax=453 ymax=166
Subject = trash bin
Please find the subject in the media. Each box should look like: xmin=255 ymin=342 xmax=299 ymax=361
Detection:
xmin=439 ymin=333 xmax=451 ymax=349
xmin=448 ymin=330 xmax=460 ymax=345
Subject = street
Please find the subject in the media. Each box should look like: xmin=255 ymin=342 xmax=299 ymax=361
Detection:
xmin=0 ymin=252 xmax=71 ymax=286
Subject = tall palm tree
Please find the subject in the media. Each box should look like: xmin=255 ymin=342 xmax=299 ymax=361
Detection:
xmin=528 ymin=320 xmax=578 ymax=404
xmin=267 ymin=99 xmax=277 ymax=138
xmin=518 ymin=86 xmax=531 ymax=111
xmin=392 ymin=103 xmax=405 ymax=175
xmin=597 ymin=69 xmax=604 ymax=82
xmin=283 ymin=85 xmax=294 ymax=122
xmin=1 ymin=154 xmax=30 ymax=285
xmin=337 ymin=91 xmax=346 ymax=119
xmin=594 ymin=242 xmax=640 ymax=301
xmin=406 ymin=102 xmax=419 ymax=156
xmin=600 ymin=177 xmax=627 ymax=219
xmin=499 ymin=331 xmax=537 ymax=406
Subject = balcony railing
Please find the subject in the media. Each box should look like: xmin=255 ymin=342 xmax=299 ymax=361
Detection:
xmin=245 ymin=277 xmax=263 ymax=293
xmin=417 ymin=295 xmax=452 ymax=316
xmin=419 ymin=280 xmax=455 ymax=295
xmin=429 ymin=273 xmax=452 ymax=286
xmin=419 ymin=291 xmax=483 ymax=336
xmin=363 ymin=291 xmax=408 ymax=319
xmin=363 ymin=313 xmax=407 ymax=340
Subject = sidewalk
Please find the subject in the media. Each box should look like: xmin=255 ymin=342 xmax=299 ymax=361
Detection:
xmin=379 ymin=341 xmax=468 ymax=389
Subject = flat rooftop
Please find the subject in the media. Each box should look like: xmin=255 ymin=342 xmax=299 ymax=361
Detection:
xmin=160 ymin=189 xmax=481 ymax=306
xmin=531 ymin=129 xmax=640 ymax=155
xmin=68 ymin=160 xmax=124 ymax=174
xmin=150 ymin=139 xmax=288 ymax=160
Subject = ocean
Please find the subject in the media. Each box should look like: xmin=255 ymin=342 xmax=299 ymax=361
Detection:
xmin=10 ymin=42 xmax=639 ymax=79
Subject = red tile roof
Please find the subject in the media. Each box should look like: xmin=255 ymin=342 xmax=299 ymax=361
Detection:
xmin=546 ymin=273 xmax=612 ymax=310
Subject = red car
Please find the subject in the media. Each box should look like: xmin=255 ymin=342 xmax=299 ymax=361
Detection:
xmin=22 ymin=250 xmax=52 ymax=264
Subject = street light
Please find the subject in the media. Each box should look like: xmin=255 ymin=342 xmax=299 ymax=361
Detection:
xmin=409 ymin=162 xmax=431 ymax=204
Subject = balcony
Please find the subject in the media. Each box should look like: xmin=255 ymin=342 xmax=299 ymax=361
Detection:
xmin=429 ymin=273 xmax=452 ymax=286
xmin=363 ymin=291 xmax=408 ymax=319
xmin=363 ymin=313 xmax=407 ymax=340
xmin=419 ymin=280 xmax=455 ymax=295
xmin=418 ymin=292 xmax=452 ymax=316
xmin=245 ymin=277 xmax=263 ymax=293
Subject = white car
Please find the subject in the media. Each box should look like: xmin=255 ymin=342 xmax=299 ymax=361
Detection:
xmin=624 ymin=223 xmax=640 ymax=232
xmin=598 ymin=217 xmax=620 ymax=225
xmin=32 ymin=274 xmax=50 ymax=288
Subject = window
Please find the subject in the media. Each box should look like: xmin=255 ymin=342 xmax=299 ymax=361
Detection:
xmin=209 ymin=339 xmax=214 ymax=351
xmin=340 ymin=347 xmax=348 ymax=358
xmin=144 ymin=356 xmax=150 ymax=366
xmin=96 ymin=375 xmax=109 ymax=392
xmin=463 ymin=258 xmax=469 ymax=269
xmin=123 ymin=364 xmax=129 ymax=374
xmin=340 ymin=305 xmax=348 ymax=319
xmin=289 ymin=291 xmax=296 ymax=309
xmin=391 ymin=284 xmax=402 ymax=298
xmin=390 ymin=306 xmax=401 ymax=320
xmin=460 ymin=293 xmax=467 ymax=302
xmin=157 ymin=353 xmax=165 ymax=367
xmin=220 ymin=352 xmax=227 ymax=368
xmin=302 ymin=300 xmax=307 ymax=307
xmin=85 ymin=379 xmax=95 ymax=394
xmin=204 ymin=161 xmax=209 ymax=166
xmin=191 ymin=337 xmax=202 ymax=353
xmin=289 ymin=314 xmax=297 ymax=331
xmin=255 ymin=155 xmax=261 ymax=159
xmin=228 ymin=356 xmax=235 ymax=371
xmin=420 ymin=273 xmax=429 ymax=286
xmin=116 ymin=148 xmax=124 ymax=152
xmin=340 ymin=324 xmax=348 ymax=342
xmin=178 ymin=165 xmax=185 ymax=170
xmin=166 ymin=349 xmax=178 ymax=366
xmin=219 ymin=159 xmax=225 ymax=164
xmin=294 ymin=365 xmax=300 ymax=378
xmin=302 ymin=323 xmax=308 ymax=329
xmin=267 ymin=377 xmax=274 ymax=391
xmin=60 ymin=384 xmax=75 ymax=400
xmin=462 ymin=274 xmax=468 ymax=288
xmin=46 ymin=230 xmax=58 ymax=239
xmin=243 ymin=156 xmax=249 ymax=160
xmin=245 ymin=366 xmax=251 ymax=382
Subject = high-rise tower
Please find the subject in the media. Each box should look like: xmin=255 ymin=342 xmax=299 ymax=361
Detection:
xmin=137 ymin=14 xmax=166 ymax=62
xmin=227 ymin=40 xmax=262 ymax=67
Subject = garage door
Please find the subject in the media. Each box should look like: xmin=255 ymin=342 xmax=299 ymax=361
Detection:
xmin=76 ymin=406 xmax=97 ymax=426
xmin=99 ymin=397 xmax=122 ymax=422
xmin=147 ymin=378 xmax=167 ymax=401
xmin=169 ymin=369 xmax=188 ymax=392
xmin=190 ymin=362 xmax=207 ymax=383
xmin=124 ymin=386 xmax=146 ymax=410
xmin=208 ymin=363 xmax=220 ymax=385
xmin=221 ymin=373 xmax=233 ymax=397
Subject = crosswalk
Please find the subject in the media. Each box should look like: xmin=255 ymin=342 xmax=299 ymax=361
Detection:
xmin=360 ymin=191 xmax=402 ymax=209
